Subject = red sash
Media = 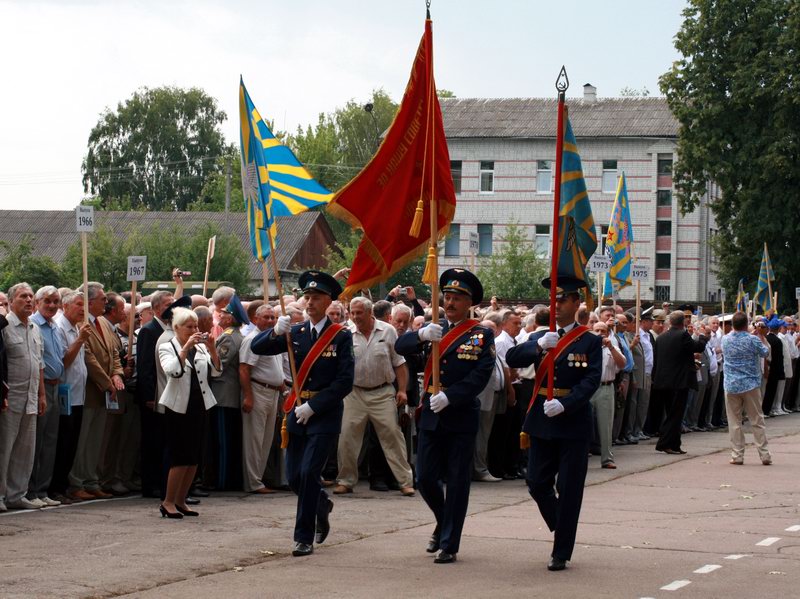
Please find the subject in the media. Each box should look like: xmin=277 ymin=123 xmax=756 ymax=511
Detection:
xmin=421 ymin=319 xmax=481 ymax=393
xmin=524 ymin=325 xmax=591 ymax=415
xmin=282 ymin=322 xmax=346 ymax=413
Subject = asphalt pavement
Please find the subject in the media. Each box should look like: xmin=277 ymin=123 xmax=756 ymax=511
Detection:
xmin=2 ymin=415 xmax=800 ymax=598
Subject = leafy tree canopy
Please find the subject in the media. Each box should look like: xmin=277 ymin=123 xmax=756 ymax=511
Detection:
xmin=478 ymin=222 xmax=550 ymax=301
xmin=659 ymin=0 xmax=800 ymax=309
xmin=0 ymin=236 xmax=63 ymax=291
xmin=82 ymin=86 xmax=228 ymax=211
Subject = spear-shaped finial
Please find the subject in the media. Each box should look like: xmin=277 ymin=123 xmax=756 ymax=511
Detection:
xmin=426 ymin=0 xmax=431 ymax=19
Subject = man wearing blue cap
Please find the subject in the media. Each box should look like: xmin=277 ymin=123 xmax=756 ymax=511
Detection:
xmin=252 ymin=271 xmax=354 ymax=557
xmin=762 ymin=316 xmax=786 ymax=416
xmin=208 ymin=294 xmax=249 ymax=491
xmin=506 ymin=276 xmax=601 ymax=572
xmin=395 ymin=268 xmax=495 ymax=564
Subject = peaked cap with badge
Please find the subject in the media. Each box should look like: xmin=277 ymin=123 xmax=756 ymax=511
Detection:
xmin=440 ymin=268 xmax=483 ymax=306
xmin=222 ymin=294 xmax=250 ymax=326
xmin=540 ymin=275 xmax=587 ymax=300
xmin=298 ymin=270 xmax=342 ymax=300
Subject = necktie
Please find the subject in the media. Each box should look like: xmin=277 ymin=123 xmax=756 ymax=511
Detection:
xmin=311 ymin=327 xmax=318 ymax=342
xmin=558 ymin=328 xmax=566 ymax=338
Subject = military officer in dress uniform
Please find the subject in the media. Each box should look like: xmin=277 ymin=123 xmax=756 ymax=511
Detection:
xmin=208 ymin=294 xmax=249 ymax=491
xmin=505 ymin=277 xmax=601 ymax=572
xmin=251 ymin=271 xmax=354 ymax=557
xmin=395 ymin=268 xmax=495 ymax=564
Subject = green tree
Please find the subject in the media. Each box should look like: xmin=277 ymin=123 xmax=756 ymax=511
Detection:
xmin=186 ymin=146 xmax=244 ymax=212
xmin=619 ymin=86 xmax=650 ymax=97
xmin=478 ymin=222 xmax=549 ymax=300
xmin=0 ymin=235 xmax=63 ymax=291
xmin=61 ymin=222 xmax=252 ymax=293
xmin=82 ymin=86 xmax=228 ymax=211
xmin=659 ymin=0 xmax=799 ymax=308
xmin=437 ymin=89 xmax=456 ymax=98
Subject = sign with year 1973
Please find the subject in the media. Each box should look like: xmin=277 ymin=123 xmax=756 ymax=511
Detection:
xmin=126 ymin=256 xmax=147 ymax=282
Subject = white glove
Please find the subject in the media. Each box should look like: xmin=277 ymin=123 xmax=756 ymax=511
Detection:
xmin=429 ymin=391 xmax=450 ymax=413
xmin=294 ymin=402 xmax=314 ymax=424
xmin=418 ymin=323 xmax=443 ymax=342
xmin=543 ymin=399 xmax=565 ymax=418
xmin=537 ymin=331 xmax=559 ymax=351
xmin=274 ymin=315 xmax=292 ymax=336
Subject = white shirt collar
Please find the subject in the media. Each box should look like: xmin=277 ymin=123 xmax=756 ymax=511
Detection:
xmin=310 ymin=316 xmax=329 ymax=335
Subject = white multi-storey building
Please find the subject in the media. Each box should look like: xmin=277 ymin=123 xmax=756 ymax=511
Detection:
xmin=439 ymin=85 xmax=721 ymax=303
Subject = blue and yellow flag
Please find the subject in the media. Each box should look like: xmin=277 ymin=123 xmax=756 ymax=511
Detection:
xmin=555 ymin=115 xmax=597 ymax=287
xmin=753 ymin=243 xmax=775 ymax=313
xmin=603 ymin=173 xmax=634 ymax=297
xmin=238 ymin=78 xmax=333 ymax=261
xmin=735 ymin=278 xmax=747 ymax=312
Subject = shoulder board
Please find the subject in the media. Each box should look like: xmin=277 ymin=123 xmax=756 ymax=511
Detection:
xmin=224 ymin=328 xmax=233 ymax=334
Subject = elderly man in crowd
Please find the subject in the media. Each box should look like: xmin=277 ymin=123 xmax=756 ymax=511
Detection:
xmin=210 ymin=286 xmax=236 ymax=337
xmin=27 ymin=286 xmax=65 ymax=507
xmin=652 ymin=311 xmax=708 ymax=455
xmin=68 ymin=282 xmax=124 ymax=501
xmin=590 ymin=320 xmax=628 ymax=469
xmin=473 ymin=319 xmax=507 ymax=483
xmin=390 ymin=303 xmax=422 ymax=464
xmin=0 ymin=283 xmax=46 ymax=510
xmin=240 ymin=304 xmax=285 ymax=494
xmin=762 ymin=317 xmax=785 ymax=416
xmin=616 ymin=312 xmax=642 ymax=446
xmin=333 ymin=297 xmax=414 ymax=497
xmin=51 ymin=291 xmax=91 ymax=504
xmin=494 ymin=309 xmax=524 ymax=480
xmin=722 ymin=312 xmax=771 ymax=465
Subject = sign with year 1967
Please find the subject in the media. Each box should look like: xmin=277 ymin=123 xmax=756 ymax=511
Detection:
xmin=127 ymin=256 xmax=147 ymax=282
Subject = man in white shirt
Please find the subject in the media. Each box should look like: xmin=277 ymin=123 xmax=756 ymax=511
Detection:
xmin=333 ymin=297 xmax=414 ymax=497
xmin=635 ymin=313 xmax=655 ymax=440
xmin=782 ymin=317 xmax=800 ymax=411
xmin=493 ymin=309 xmax=525 ymax=479
xmin=776 ymin=322 xmax=794 ymax=415
xmin=240 ymin=304 xmax=286 ymax=494
xmin=473 ymin=320 xmax=506 ymax=483
xmin=590 ymin=321 xmax=627 ymax=468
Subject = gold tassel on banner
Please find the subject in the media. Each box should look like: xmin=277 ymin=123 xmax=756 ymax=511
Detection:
xmin=421 ymin=245 xmax=438 ymax=285
xmin=409 ymin=199 xmax=425 ymax=237
xmin=280 ymin=413 xmax=289 ymax=449
xmin=520 ymin=432 xmax=531 ymax=450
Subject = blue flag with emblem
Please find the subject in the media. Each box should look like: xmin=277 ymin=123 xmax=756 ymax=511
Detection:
xmin=735 ymin=278 xmax=747 ymax=312
xmin=238 ymin=78 xmax=333 ymax=261
xmin=603 ymin=172 xmax=634 ymax=298
xmin=556 ymin=116 xmax=597 ymax=287
xmin=753 ymin=243 xmax=775 ymax=313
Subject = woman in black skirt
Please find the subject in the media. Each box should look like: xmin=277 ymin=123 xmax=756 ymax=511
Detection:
xmin=158 ymin=307 xmax=221 ymax=518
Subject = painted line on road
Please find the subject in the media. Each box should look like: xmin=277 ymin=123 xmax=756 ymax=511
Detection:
xmin=661 ymin=580 xmax=691 ymax=591
xmin=724 ymin=554 xmax=748 ymax=560
xmin=693 ymin=564 xmax=721 ymax=574
xmin=756 ymin=537 xmax=781 ymax=547
xmin=785 ymin=525 xmax=800 ymax=532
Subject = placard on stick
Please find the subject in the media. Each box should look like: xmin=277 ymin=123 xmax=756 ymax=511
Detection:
xmin=76 ymin=205 xmax=95 ymax=324
xmin=126 ymin=256 xmax=147 ymax=282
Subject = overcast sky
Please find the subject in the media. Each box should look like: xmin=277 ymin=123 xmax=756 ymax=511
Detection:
xmin=0 ymin=0 xmax=687 ymax=211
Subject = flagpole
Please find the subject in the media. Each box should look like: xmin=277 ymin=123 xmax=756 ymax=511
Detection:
xmin=266 ymin=231 xmax=301 ymax=448
xmin=262 ymin=262 xmax=269 ymax=302
xmin=548 ymin=67 xmax=569 ymax=404
xmin=596 ymin=271 xmax=602 ymax=314
xmin=765 ymin=243 xmax=773 ymax=314
xmin=81 ymin=232 xmax=89 ymax=325
xmin=202 ymin=236 xmax=215 ymax=297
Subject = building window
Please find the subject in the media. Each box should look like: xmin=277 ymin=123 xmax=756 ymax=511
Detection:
xmin=479 ymin=161 xmax=494 ymax=193
xmin=450 ymin=161 xmax=462 ymax=195
xmin=602 ymin=160 xmax=618 ymax=193
xmin=656 ymin=190 xmax=672 ymax=206
xmin=536 ymin=160 xmax=553 ymax=193
xmin=657 ymin=155 xmax=673 ymax=175
xmin=654 ymin=285 xmax=671 ymax=302
xmin=599 ymin=225 xmax=609 ymax=252
xmin=478 ymin=223 xmax=493 ymax=256
xmin=655 ymin=253 xmax=671 ymax=269
xmin=444 ymin=223 xmax=460 ymax=256
xmin=656 ymin=220 xmax=672 ymax=236
xmin=534 ymin=224 xmax=550 ymax=257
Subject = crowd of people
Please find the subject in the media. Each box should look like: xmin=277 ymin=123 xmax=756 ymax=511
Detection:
xmin=0 ymin=272 xmax=796 ymax=516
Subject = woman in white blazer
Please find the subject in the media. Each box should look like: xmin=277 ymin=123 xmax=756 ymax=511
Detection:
xmin=158 ymin=307 xmax=221 ymax=518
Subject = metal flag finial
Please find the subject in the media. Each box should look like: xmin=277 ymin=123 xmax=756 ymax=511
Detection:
xmin=426 ymin=0 xmax=431 ymax=19
xmin=556 ymin=66 xmax=569 ymax=93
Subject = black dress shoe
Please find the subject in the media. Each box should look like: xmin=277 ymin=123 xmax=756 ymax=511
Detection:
xmin=547 ymin=556 xmax=567 ymax=571
xmin=434 ymin=550 xmax=457 ymax=564
xmin=369 ymin=480 xmax=389 ymax=492
xmin=189 ymin=488 xmax=210 ymax=498
xmin=315 ymin=498 xmax=334 ymax=544
xmin=426 ymin=527 xmax=441 ymax=553
xmin=185 ymin=497 xmax=201 ymax=505
xmin=292 ymin=542 xmax=313 ymax=557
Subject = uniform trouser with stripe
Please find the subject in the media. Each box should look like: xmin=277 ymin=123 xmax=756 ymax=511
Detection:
xmin=28 ymin=384 xmax=59 ymax=498
xmin=242 ymin=386 xmax=279 ymax=492
xmin=416 ymin=426 xmax=476 ymax=554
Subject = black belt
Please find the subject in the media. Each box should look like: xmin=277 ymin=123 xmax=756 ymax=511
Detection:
xmin=250 ymin=379 xmax=282 ymax=392
xmin=354 ymin=382 xmax=391 ymax=392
